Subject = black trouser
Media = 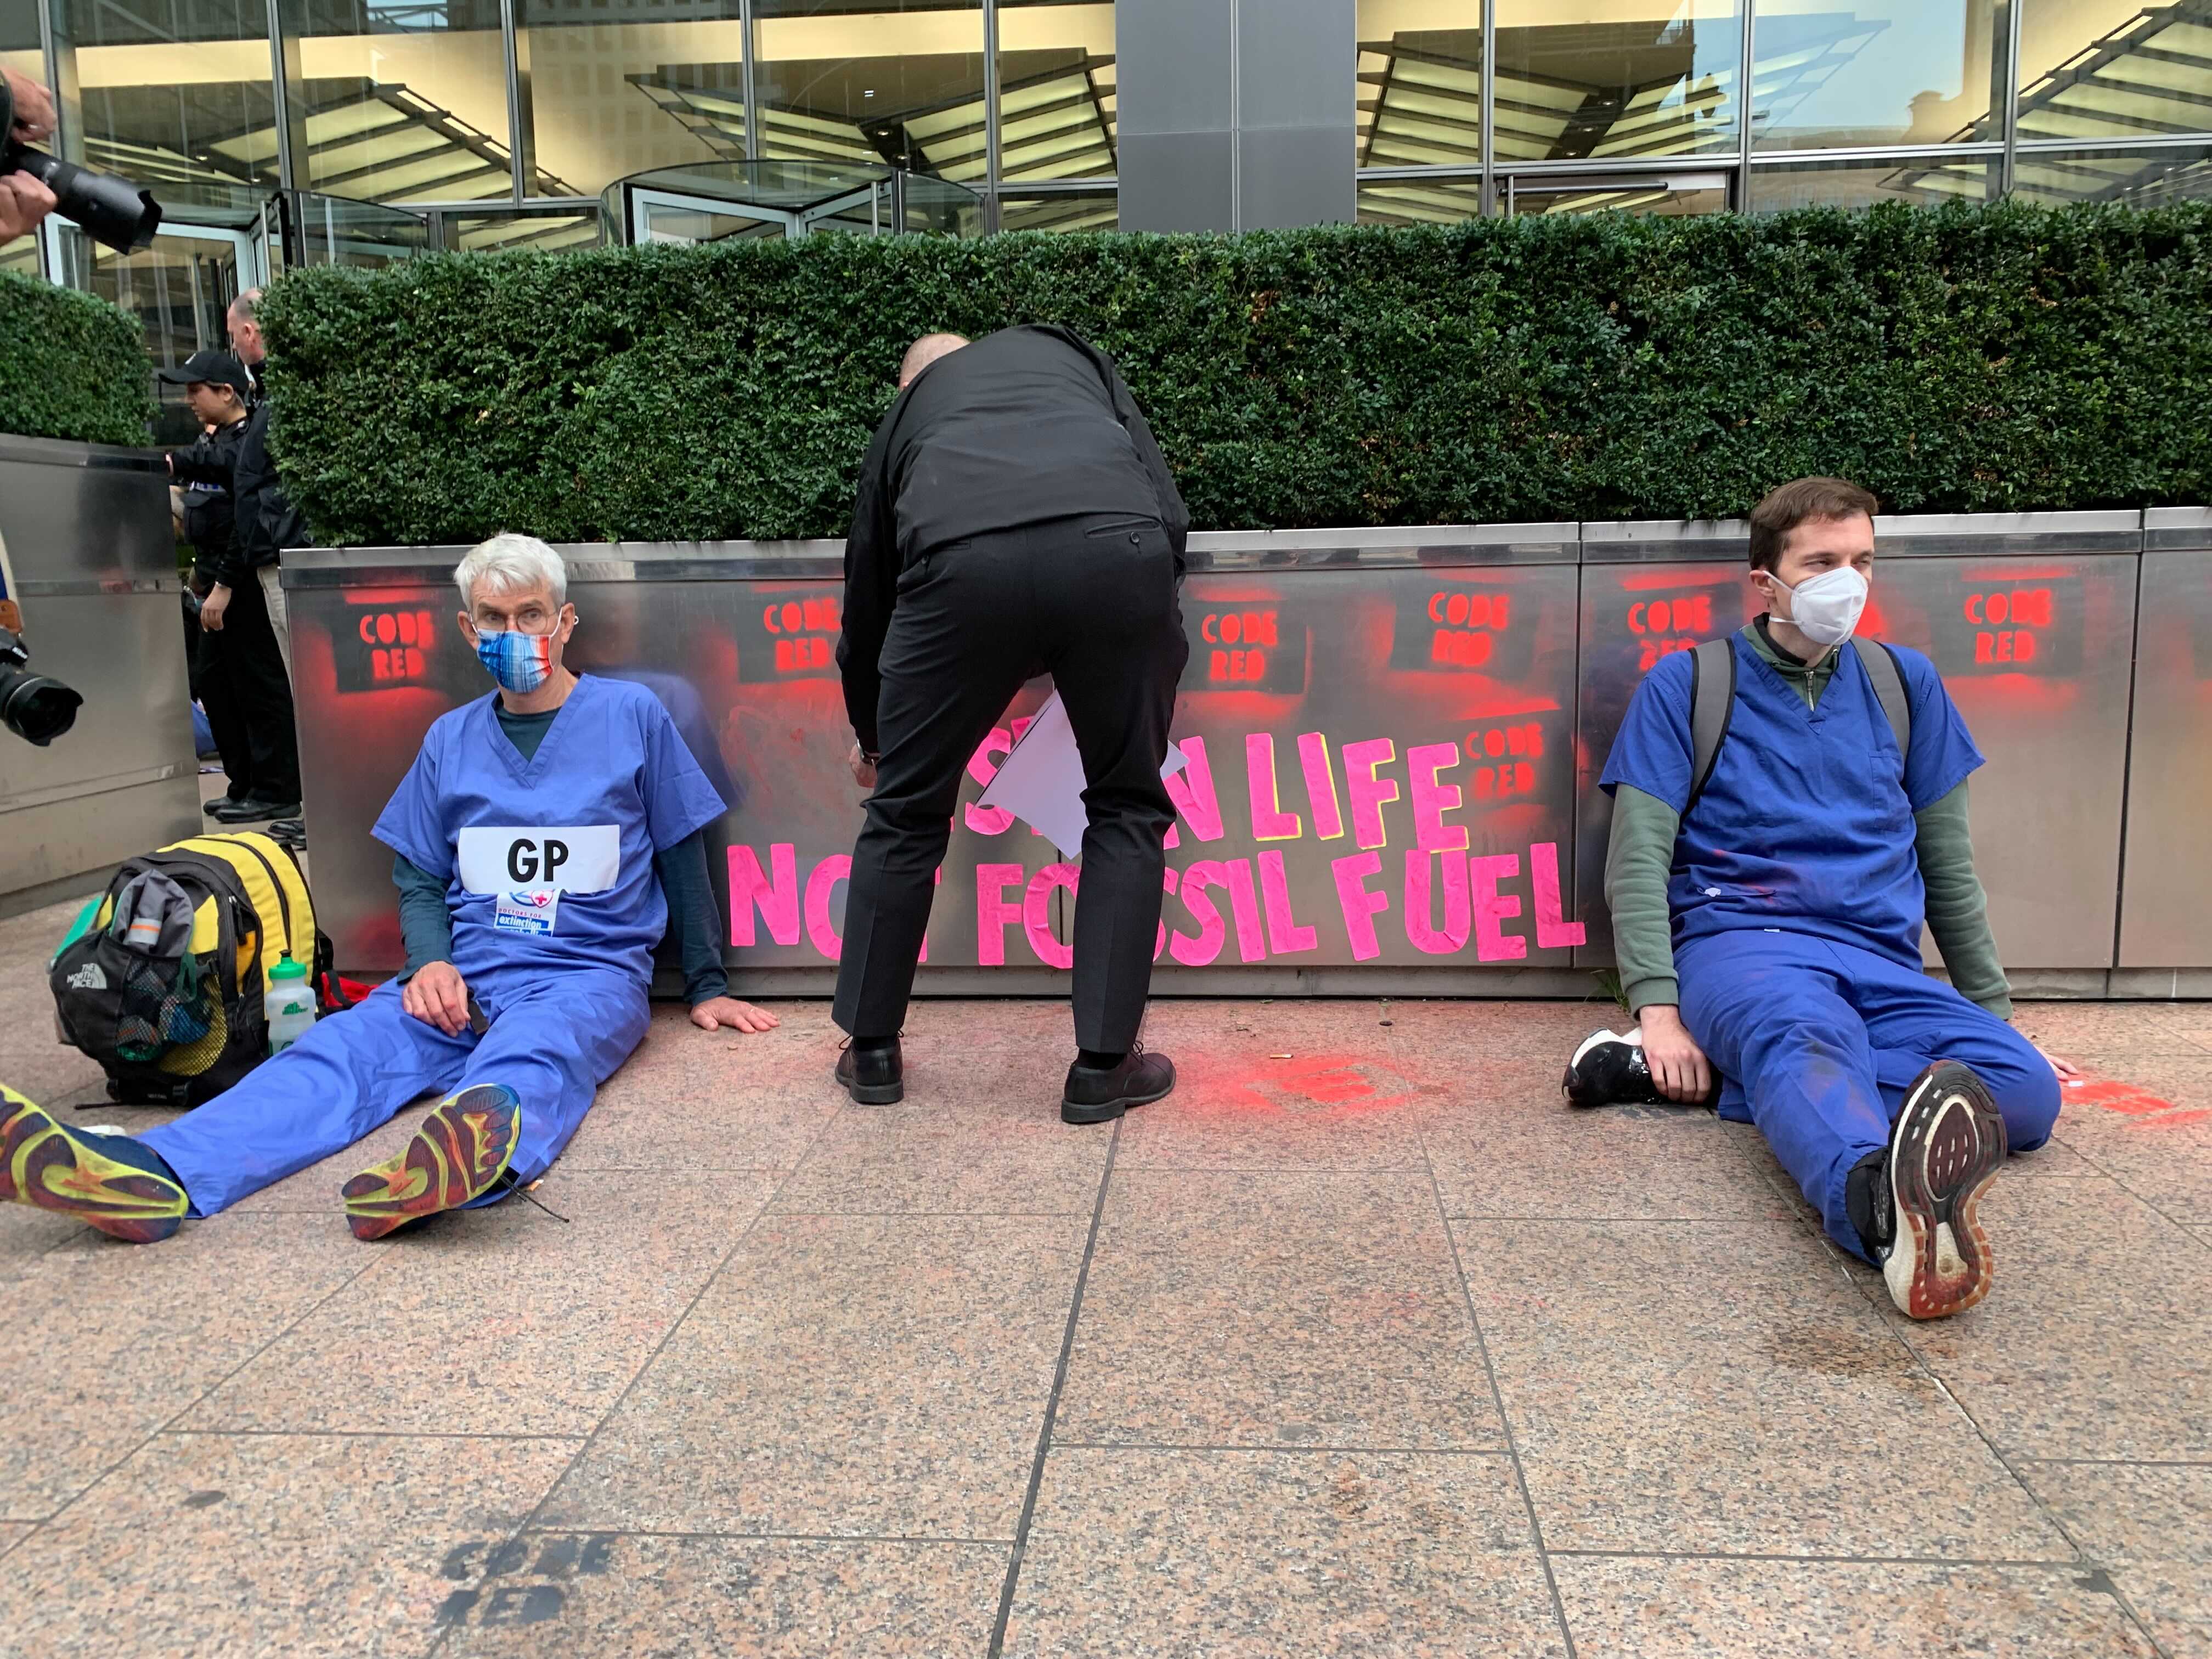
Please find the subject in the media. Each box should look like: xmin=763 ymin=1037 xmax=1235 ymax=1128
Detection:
xmin=834 ymin=512 xmax=1189 ymax=1053
xmin=199 ymin=564 xmax=300 ymax=803
xmin=185 ymin=603 xmax=253 ymax=797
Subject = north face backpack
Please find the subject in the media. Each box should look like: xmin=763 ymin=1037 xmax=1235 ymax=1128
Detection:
xmin=49 ymin=832 xmax=336 ymax=1107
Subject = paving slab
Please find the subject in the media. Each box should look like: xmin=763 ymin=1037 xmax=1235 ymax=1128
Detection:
xmin=0 ymin=1214 xmax=376 ymax=1520
xmin=437 ymin=1533 xmax=1007 ymax=1657
xmin=1003 ymin=1448 xmax=1564 ymax=1658
xmin=0 ymin=1431 xmax=577 ymax=1659
xmin=538 ymin=1212 xmax=1085 ymax=1539
xmin=2019 ymin=1459 xmax=2212 ymax=1657
xmin=1855 ymin=1176 xmax=2212 ymax=1462
xmin=1057 ymin=1170 xmax=1507 ymax=1451
xmin=1550 ymin=1558 xmax=2160 ymax=1657
xmin=1456 ymin=1216 xmax=2069 ymax=1558
xmin=184 ymin=1170 xmax=774 ymax=1438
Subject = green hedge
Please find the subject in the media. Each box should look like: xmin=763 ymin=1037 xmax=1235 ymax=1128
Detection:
xmin=0 ymin=269 xmax=154 ymax=446
xmin=261 ymin=200 xmax=2212 ymax=546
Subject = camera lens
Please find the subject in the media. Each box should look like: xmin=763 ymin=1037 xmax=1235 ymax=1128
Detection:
xmin=0 ymin=669 xmax=83 ymax=746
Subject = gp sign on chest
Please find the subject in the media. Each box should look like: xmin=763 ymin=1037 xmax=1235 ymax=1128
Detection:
xmin=457 ymin=824 xmax=622 ymax=931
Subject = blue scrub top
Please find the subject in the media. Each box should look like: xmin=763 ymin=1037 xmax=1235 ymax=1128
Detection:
xmin=1599 ymin=630 xmax=1983 ymax=968
xmin=373 ymin=674 xmax=728 ymax=986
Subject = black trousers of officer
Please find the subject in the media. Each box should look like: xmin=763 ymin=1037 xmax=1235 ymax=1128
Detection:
xmin=183 ymin=605 xmax=252 ymax=798
xmin=199 ymin=565 xmax=301 ymax=804
xmin=834 ymin=512 xmax=1189 ymax=1053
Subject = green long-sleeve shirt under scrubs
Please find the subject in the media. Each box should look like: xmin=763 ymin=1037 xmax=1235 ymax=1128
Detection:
xmin=1605 ymin=618 xmax=2012 ymax=1020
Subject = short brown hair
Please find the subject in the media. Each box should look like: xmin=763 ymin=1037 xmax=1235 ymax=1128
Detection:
xmin=1747 ymin=477 xmax=1878 ymax=572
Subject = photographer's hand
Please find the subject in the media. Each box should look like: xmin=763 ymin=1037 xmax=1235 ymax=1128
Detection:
xmin=199 ymin=583 xmax=230 ymax=631
xmin=0 ymin=172 xmax=56 ymax=241
xmin=4 ymin=67 xmax=56 ymax=144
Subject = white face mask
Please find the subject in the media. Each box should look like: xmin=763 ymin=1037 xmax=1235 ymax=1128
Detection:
xmin=1768 ymin=565 xmax=1869 ymax=648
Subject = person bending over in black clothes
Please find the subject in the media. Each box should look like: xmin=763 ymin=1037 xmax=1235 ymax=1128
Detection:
xmin=832 ymin=326 xmax=1190 ymax=1125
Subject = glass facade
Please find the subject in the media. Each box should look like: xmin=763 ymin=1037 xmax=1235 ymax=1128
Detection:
xmin=1359 ymin=0 xmax=2212 ymax=223
xmin=7 ymin=0 xmax=2212 ymax=303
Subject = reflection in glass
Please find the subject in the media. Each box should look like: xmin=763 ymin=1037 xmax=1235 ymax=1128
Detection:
xmin=599 ymin=158 xmax=977 ymax=241
xmin=518 ymin=0 xmax=749 ymax=199
xmin=445 ymin=207 xmax=603 ymax=251
xmin=1494 ymin=0 xmax=1743 ymax=160
xmin=70 ymin=218 xmax=254 ymax=442
xmin=1000 ymin=187 xmax=1114 ymax=230
xmin=2007 ymin=143 xmax=2212 ymax=205
xmin=61 ymin=0 xmax=279 ymax=198
xmin=749 ymin=1 xmax=985 ymax=183
xmin=1357 ymin=173 xmax=1483 ymax=225
xmin=0 ymin=235 xmax=38 ymax=276
xmin=290 ymin=190 xmax=432 ymax=266
xmin=996 ymin=1 xmax=1114 ymax=183
xmin=1505 ymin=174 xmax=1729 ymax=215
xmin=2018 ymin=1 xmax=2212 ymax=144
xmin=275 ymin=0 xmax=520 ymax=203
xmin=1751 ymin=154 xmax=1994 ymax=210
xmin=1750 ymin=2 xmax=2000 ymax=150
xmin=1357 ymin=1 xmax=1481 ymax=168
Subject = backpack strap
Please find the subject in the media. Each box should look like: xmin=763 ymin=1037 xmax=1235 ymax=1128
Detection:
xmin=1854 ymin=639 xmax=1914 ymax=762
xmin=1685 ymin=636 xmax=1737 ymax=811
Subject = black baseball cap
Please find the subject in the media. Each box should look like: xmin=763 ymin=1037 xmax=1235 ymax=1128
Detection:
xmin=156 ymin=350 xmax=250 ymax=393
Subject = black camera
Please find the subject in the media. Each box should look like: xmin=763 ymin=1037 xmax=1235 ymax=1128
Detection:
xmin=0 ymin=625 xmax=83 ymax=746
xmin=2 ymin=73 xmax=161 ymax=253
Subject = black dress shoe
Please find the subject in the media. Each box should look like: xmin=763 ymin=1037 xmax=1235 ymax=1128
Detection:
xmin=203 ymin=793 xmax=245 ymax=816
xmin=211 ymin=795 xmax=302 ymax=823
xmin=835 ymin=1039 xmax=904 ymax=1105
xmin=1062 ymin=1046 xmax=1175 ymax=1125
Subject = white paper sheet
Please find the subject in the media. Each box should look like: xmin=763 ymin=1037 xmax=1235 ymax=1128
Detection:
xmin=976 ymin=690 xmax=1188 ymax=859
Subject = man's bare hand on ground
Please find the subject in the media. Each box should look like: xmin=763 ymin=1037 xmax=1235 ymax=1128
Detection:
xmin=2012 ymin=1020 xmax=2081 ymax=1079
xmin=690 ymin=996 xmax=780 ymax=1034
xmin=1637 ymin=1003 xmax=1713 ymax=1102
xmin=403 ymin=961 xmax=470 ymax=1036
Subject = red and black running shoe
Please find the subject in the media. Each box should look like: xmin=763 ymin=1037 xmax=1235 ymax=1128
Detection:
xmin=340 ymin=1084 xmax=521 ymax=1241
xmin=1882 ymin=1060 xmax=2008 ymax=1321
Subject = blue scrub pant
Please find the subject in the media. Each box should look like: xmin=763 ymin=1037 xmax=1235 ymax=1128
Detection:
xmin=141 ymin=968 xmax=651 ymax=1219
xmin=1677 ymin=929 xmax=2061 ymax=1264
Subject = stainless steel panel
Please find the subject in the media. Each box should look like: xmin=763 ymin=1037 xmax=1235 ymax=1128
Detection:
xmin=1237 ymin=0 xmax=1355 ymax=129
xmin=1870 ymin=554 xmax=2137 ymax=969
xmin=1116 ymin=131 xmax=1235 ymax=234
xmin=2118 ymin=549 xmax=2212 ymax=966
xmin=1238 ymin=126 xmax=1358 ymax=230
xmin=1113 ymin=0 xmax=1233 ymax=133
xmin=1872 ymin=510 xmax=2141 ymax=559
xmin=1571 ymin=559 xmax=1759 ymax=963
xmin=0 ymin=441 xmax=199 ymax=901
xmin=291 ymin=553 xmax=1585 ymax=980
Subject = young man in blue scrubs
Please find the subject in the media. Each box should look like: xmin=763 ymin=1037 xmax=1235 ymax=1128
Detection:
xmin=2 ymin=534 xmax=778 ymax=1244
xmin=1570 ymin=478 xmax=2066 ymax=1319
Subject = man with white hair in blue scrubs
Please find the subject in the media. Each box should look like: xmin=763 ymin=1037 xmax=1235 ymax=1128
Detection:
xmin=1 ymin=534 xmax=778 ymax=1244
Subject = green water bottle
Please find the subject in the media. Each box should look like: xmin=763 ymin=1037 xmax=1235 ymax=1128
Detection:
xmin=267 ymin=951 xmax=316 ymax=1054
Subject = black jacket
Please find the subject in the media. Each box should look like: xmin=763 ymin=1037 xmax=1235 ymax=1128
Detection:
xmin=837 ymin=324 xmax=1190 ymax=752
xmin=167 ymin=417 xmax=250 ymax=585
xmin=231 ymin=386 xmax=310 ymax=571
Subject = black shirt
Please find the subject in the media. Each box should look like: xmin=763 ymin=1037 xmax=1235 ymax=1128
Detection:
xmin=837 ymin=324 xmax=1190 ymax=753
xmin=168 ymin=416 xmax=249 ymax=581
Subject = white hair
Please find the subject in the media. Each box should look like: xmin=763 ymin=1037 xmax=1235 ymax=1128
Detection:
xmin=454 ymin=532 xmax=567 ymax=611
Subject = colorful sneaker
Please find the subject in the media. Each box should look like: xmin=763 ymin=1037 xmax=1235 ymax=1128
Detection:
xmin=0 ymin=1083 xmax=188 ymax=1244
xmin=341 ymin=1084 xmax=521 ymax=1242
xmin=1882 ymin=1060 xmax=2008 ymax=1321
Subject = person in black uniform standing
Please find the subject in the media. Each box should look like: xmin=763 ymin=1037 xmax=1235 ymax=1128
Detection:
xmin=832 ymin=326 xmax=1190 ymax=1124
xmin=162 ymin=351 xmax=255 ymax=812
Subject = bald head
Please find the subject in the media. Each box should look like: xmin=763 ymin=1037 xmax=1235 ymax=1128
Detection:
xmin=899 ymin=332 xmax=969 ymax=388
